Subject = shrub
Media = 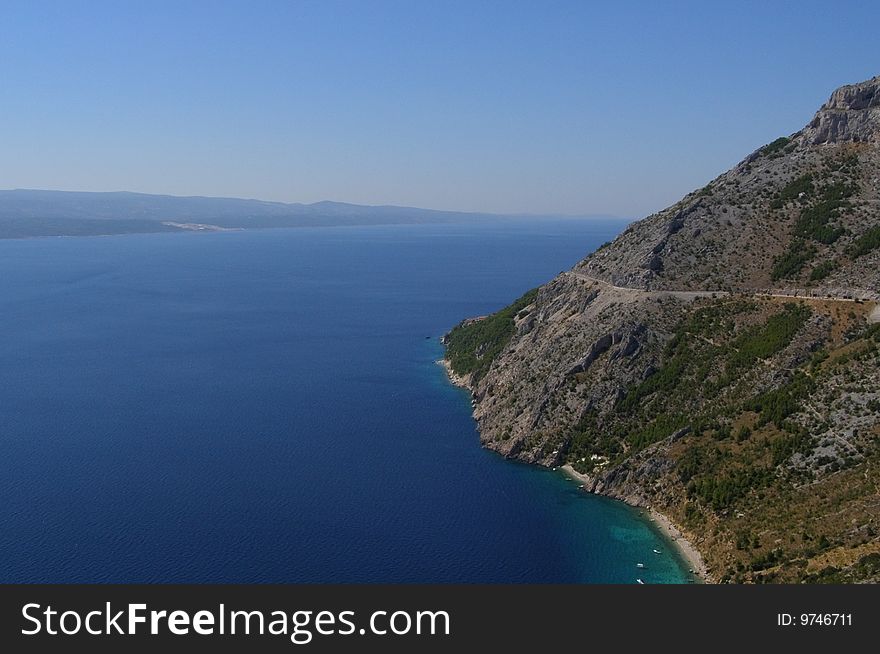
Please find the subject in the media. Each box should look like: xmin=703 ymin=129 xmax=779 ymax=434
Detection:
xmin=770 ymin=174 xmax=813 ymax=210
xmin=771 ymin=241 xmax=816 ymax=280
xmin=847 ymin=225 xmax=880 ymax=259
xmin=727 ymin=304 xmax=810 ymax=372
xmin=760 ymin=137 xmax=791 ymax=158
xmin=745 ymin=371 xmax=815 ymax=428
xmin=444 ymin=288 xmax=538 ymax=380
xmin=793 ymin=181 xmax=854 ymax=244
xmin=809 ymin=260 xmax=838 ymax=281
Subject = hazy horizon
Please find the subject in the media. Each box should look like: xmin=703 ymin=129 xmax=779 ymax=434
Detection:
xmin=1 ymin=0 xmax=878 ymax=217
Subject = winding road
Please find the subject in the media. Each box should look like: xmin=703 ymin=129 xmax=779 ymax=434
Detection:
xmin=564 ymin=270 xmax=880 ymax=322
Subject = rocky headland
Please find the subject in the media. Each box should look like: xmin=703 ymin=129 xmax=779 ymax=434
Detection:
xmin=444 ymin=76 xmax=880 ymax=583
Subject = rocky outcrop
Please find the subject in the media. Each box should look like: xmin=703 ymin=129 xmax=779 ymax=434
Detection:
xmin=566 ymin=333 xmax=614 ymax=375
xmin=803 ymin=75 xmax=880 ymax=145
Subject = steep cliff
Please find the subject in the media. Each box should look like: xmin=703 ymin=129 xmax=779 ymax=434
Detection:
xmin=445 ymin=76 xmax=880 ymax=583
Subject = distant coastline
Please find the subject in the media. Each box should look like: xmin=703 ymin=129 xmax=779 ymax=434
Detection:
xmin=0 ymin=188 xmax=627 ymax=240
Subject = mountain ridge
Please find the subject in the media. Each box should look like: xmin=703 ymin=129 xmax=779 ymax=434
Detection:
xmin=577 ymin=75 xmax=880 ymax=294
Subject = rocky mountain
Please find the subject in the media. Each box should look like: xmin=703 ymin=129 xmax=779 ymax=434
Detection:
xmin=445 ymin=76 xmax=880 ymax=583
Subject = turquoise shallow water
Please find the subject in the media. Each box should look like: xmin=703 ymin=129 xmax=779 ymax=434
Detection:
xmin=0 ymin=219 xmax=692 ymax=583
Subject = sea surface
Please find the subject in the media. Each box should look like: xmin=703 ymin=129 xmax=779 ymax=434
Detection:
xmin=0 ymin=219 xmax=694 ymax=583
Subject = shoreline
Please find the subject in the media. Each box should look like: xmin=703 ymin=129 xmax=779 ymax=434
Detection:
xmin=645 ymin=508 xmax=710 ymax=583
xmin=437 ymin=357 xmax=471 ymax=390
xmin=560 ymin=464 xmax=710 ymax=583
xmin=437 ymin=353 xmax=711 ymax=584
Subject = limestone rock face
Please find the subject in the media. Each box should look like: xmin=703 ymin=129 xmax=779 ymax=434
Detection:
xmin=803 ymin=75 xmax=880 ymax=145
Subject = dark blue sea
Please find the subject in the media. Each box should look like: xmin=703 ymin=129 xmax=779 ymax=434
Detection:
xmin=0 ymin=219 xmax=693 ymax=583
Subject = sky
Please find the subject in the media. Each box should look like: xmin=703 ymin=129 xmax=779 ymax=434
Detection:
xmin=0 ymin=0 xmax=878 ymax=217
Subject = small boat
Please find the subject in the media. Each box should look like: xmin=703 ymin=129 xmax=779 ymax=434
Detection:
xmin=636 ymin=578 xmax=645 ymax=585
xmin=653 ymin=549 xmax=662 ymax=554
xmin=636 ymin=563 xmax=645 ymax=568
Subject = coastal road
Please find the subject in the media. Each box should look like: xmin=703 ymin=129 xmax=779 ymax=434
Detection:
xmin=565 ymin=270 xmax=880 ymax=318
xmin=564 ymin=271 xmax=728 ymax=301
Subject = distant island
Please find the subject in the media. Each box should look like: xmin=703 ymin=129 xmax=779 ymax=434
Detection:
xmin=0 ymin=189 xmax=618 ymax=239
xmin=444 ymin=75 xmax=880 ymax=583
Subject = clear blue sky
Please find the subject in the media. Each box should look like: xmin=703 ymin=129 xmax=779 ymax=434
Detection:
xmin=0 ymin=0 xmax=877 ymax=217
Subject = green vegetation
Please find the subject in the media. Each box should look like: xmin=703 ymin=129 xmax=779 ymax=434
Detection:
xmin=771 ymin=240 xmax=816 ymax=280
xmin=615 ymin=336 xmax=689 ymax=414
xmin=847 ymin=225 xmax=880 ymax=259
xmin=809 ymin=259 xmax=838 ymax=281
xmin=828 ymin=152 xmax=860 ymax=173
xmin=727 ymin=304 xmax=811 ymax=372
xmin=793 ymin=181 xmax=854 ymax=244
xmin=620 ymin=303 xmax=809 ymax=414
xmin=696 ymin=183 xmax=714 ymax=198
xmin=760 ymin=137 xmax=793 ymax=158
xmin=610 ymin=302 xmax=810 ymax=458
xmin=677 ymin=419 xmax=813 ymax=514
xmin=627 ymin=413 xmax=688 ymax=449
xmin=768 ymin=425 xmax=812 ymax=466
xmin=745 ymin=372 xmax=815 ymax=428
xmin=690 ymin=467 xmax=772 ymax=511
xmin=444 ymin=288 xmax=538 ymax=380
xmin=802 ymin=553 xmax=880 ymax=583
xmin=616 ymin=301 xmax=745 ymax=414
xmin=566 ymin=411 xmax=623 ymax=470
xmin=770 ymin=174 xmax=860 ymax=280
xmin=770 ymin=173 xmax=813 ymax=210
xmin=551 ymin=290 xmax=878 ymax=582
